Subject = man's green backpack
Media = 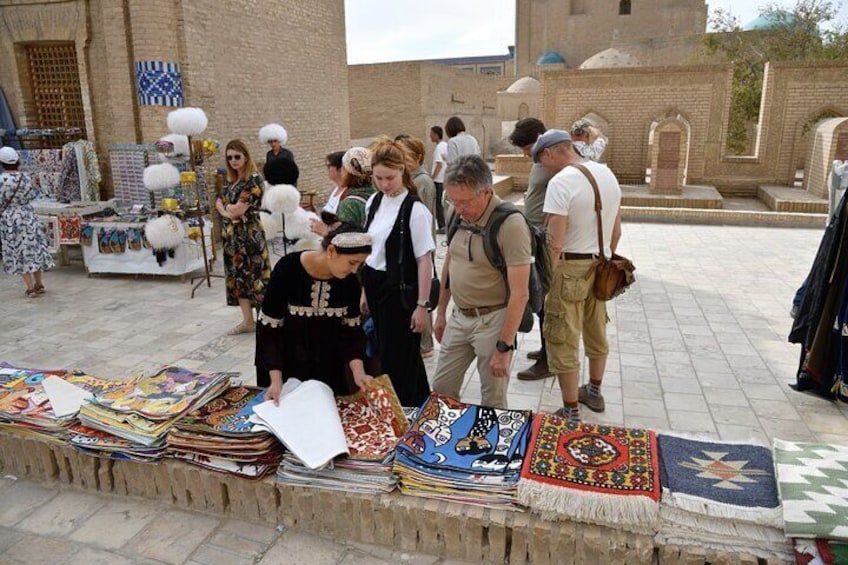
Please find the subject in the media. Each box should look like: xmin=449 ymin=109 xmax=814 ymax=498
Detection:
xmin=447 ymin=202 xmax=552 ymax=332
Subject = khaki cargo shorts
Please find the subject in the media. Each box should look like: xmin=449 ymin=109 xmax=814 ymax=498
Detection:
xmin=543 ymin=259 xmax=609 ymax=373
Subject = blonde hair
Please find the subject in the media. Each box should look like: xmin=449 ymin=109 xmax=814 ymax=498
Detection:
xmin=224 ymin=139 xmax=258 ymax=183
xmin=395 ymin=136 xmax=426 ymax=167
xmin=369 ymin=136 xmax=417 ymax=194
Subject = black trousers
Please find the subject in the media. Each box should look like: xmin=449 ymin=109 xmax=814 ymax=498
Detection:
xmin=362 ymin=266 xmax=431 ymax=407
xmin=538 ymin=306 xmax=546 ymax=354
xmin=434 ymin=182 xmax=446 ymax=229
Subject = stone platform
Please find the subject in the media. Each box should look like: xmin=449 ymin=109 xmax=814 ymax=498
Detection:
xmin=0 ymin=432 xmax=788 ymax=564
xmin=622 ymin=184 xmax=724 ymax=209
xmin=757 ymin=185 xmax=829 ymax=214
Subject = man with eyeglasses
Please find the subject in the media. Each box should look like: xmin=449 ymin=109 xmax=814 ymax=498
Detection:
xmin=533 ymin=129 xmax=622 ymax=422
xmin=431 ymin=155 xmax=533 ymax=409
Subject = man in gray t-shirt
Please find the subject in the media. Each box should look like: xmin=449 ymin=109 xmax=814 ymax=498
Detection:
xmin=508 ymin=118 xmax=554 ymax=381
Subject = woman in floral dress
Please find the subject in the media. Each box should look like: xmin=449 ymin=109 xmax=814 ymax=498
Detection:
xmin=215 ymin=140 xmax=271 ymax=335
xmin=0 ymin=147 xmax=54 ymax=298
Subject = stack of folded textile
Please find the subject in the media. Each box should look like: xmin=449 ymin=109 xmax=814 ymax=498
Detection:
xmin=275 ymin=376 xmax=407 ymax=493
xmin=166 ymin=386 xmax=282 ymax=479
xmin=518 ymin=415 xmax=661 ymax=535
xmin=655 ymin=433 xmax=791 ymax=560
xmin=0 ymin=364 xmax=116 ymax=443
xmin=393 ymin=393 xmax=532 ymax=509
xmin=68 ymin=423 xmax=167 ymax=462
xmin=79 ymin=366 xmax=231 ymax=449
xmin=774 ymin=440 xmax=848 ymax=563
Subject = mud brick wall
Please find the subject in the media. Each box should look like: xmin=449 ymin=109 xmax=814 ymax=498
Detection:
xmin=0 ymin=432 xmax=787 ymax=564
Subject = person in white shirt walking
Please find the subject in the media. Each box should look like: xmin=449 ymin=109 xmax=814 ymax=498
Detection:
xmin=429 ymin=126 xmax=448 ymax=232
xmin=445 ymin=116 xmax=481 ymax=164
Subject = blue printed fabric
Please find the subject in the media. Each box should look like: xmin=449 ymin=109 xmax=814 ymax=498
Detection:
xmin=395 ymin=392 xmax=532 ymax=478
xmin=135 ymin=61 xmax=184 ymax=106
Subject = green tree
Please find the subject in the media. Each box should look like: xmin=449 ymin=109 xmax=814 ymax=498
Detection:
xmin=702 ymin=0 xmax=848 ymax=154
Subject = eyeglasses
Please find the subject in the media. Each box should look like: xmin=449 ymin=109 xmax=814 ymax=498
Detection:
xmin=226 ymin=154 xmax=243 ymax=162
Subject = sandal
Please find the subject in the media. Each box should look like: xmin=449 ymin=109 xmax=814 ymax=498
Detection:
xmin=25 ymin=289 xmax=39 ymax=299
xmin=227 ymin=323 xmax=255 ymax=336
xmin=34 ymin=284 xmax=45 ymax=295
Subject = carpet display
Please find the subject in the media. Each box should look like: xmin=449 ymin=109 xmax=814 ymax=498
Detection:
xmin=79 ymin=366 xmax=231 ymax=447
xmin=775 ymin=440 xmax=848 ymax=542
xmin=793 ymin=538 xmax=848 ymax=564
xmin=655 ymin=433 xmax=790 ymax=559
xmin=167 ymin=386 xmax=282 ymax=479
xmin=393 ymin=393 xmax=532 ymax=508
xmin=518 ymin=414 xmax=660 ymax=535
xmin=276 ymin=376 xmax=406 ymax=493
xmin=0 ymin=365 xmax=117 ymax=443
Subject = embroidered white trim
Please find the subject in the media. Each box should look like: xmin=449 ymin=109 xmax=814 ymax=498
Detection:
xmin=258 ymin=311 xmax=284 ymax=328
xmin=289 ymin=305 xmax=347 ymax=318
xmin=341 ymin=317 xmax=361 ymax=327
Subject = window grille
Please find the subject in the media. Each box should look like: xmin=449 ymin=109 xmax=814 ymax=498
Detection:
xmin=23 ymin=43 xmax=87 ymax=139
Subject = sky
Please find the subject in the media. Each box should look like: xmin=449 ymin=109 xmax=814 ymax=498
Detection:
xmin=344 ymin=0 xmax=848 ymax=64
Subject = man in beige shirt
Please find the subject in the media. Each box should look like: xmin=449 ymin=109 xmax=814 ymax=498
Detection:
xmin=432 ymin=155 xmax=533 ymax=409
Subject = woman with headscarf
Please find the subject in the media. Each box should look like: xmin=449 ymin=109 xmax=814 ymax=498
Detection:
xmin=310 ymin=146 xmax=375 ymax=236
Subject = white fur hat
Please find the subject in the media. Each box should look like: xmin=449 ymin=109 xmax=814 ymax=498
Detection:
xmin=259 ymin=123 xmax=288 ymax=145
xmin=259 ymin=211 xmax=282 ymax=239
xmin=167 ymin=107 xmax=208 ymax=136
xmin=144 ymin=215 xmax=185 ymax=250
xmin=159 ymin=133 xmax=191 ymax=157
xmin=283 ymin=207 xmax=319 ymax=241
xmin=143 ymin=162 xmax=181 ymax=191
xmin=263 ymin=183 xmax=301 ymax=215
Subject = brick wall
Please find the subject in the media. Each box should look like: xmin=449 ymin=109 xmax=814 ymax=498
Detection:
xmin=541 ymin=61 xmax=848 ymax=194
xmin=515 ymin=0 xmax=707 ymax=74
xmin=348 ymin=62 xmax=514 ymax=166
xmin=1 ymin=0 xmax=349 ymax=200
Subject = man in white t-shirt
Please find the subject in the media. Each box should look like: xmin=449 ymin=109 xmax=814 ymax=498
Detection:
xmin=445 ymin=116 xmax=481 ymax=164
xmin=429 ymin=125 xmax=449 ymax=232
xmin=532 ymin=129 xmax=622 ymax=422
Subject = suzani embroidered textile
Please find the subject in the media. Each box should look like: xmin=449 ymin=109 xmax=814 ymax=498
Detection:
xmin=518 ymin=414 xmax=660 ymax=534
xmin=335 ymin=375 xmax=408 ymax=461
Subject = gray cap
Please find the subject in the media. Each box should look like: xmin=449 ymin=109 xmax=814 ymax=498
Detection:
xmin=0 ymin=146 xmax=19 ymax=165
xmin=531 ymin=129 xmax=571 ymax=163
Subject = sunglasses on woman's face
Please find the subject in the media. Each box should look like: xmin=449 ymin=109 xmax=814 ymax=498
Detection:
xmin=226 ymin=154 xmax=243 ymax=161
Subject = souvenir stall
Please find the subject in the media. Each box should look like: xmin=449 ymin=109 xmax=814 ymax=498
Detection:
xmin=80 ymin=212 xmax=212 ymax=277
xmin=80 ymin=108 xmax=220 ymax=280
xmin=33 ymin=200 xmax=117 ymax=265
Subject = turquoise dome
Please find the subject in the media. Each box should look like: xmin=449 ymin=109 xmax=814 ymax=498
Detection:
xmin=743 ymin=11 xmax=796 ymax=31
xmin=536 ymin=51 xmax=566 ymax=65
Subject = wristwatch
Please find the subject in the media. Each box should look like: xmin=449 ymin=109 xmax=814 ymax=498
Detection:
xmin=495 ymin=340 xmax=515 ymax=353
xmin=417 ymin=299 xmax=430 ymax=309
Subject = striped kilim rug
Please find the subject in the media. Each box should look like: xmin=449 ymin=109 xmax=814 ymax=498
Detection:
xmin=774 ymin=440 xmax=848 ymax=542
xmin=518 ymin=414 xmax=660 ymax=535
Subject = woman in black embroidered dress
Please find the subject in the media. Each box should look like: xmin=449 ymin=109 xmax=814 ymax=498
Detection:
xmin=255 ymin=224 xmax=374 ymax=405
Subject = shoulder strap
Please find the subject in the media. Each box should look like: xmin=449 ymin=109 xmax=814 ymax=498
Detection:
xmin=397 ymin=194 xmax=419 ymax=266
xmin=483 ymin=202 xmax=521 ymax=276
xmin=0 ymin=174 xmax=26 ymax=217
xmin=364 ymin=192 xmax=383 ymax=230
xmin=570 ymin=163 xmax=604 ymax=259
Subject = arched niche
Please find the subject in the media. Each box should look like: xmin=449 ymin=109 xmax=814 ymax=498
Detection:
xmin=649 ymin=115 xmax=691 ymax=194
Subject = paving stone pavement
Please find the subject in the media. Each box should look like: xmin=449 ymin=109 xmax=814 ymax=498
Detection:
xmin=0 ymin=476 xmax=474 ymax=564
xmin=2 ymin=223 xmax=848 ymax=562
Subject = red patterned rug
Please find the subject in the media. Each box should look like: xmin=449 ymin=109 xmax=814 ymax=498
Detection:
xmin=518 ymin=413 xmax=660 ymax=534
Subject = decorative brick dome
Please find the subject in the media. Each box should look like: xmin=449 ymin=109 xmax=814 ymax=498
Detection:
xmin=506 ymin=76 xmax=542 ymax=94
xmin=579 ymin=48 xmax=641 ymax=70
